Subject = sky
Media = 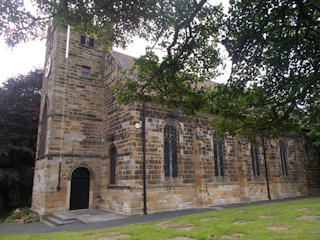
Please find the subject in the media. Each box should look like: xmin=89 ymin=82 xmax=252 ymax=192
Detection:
xmin=0 ymin=36 xmax=148 ymax=85
xmin=0 ymin=0 xmax=230 ymax=86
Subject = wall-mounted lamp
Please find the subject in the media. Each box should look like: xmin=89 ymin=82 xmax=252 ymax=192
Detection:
xmin=168 ymin=109 xmax=179 ymax=119
xmin=107 ymin=134 xmax=115 ymax=142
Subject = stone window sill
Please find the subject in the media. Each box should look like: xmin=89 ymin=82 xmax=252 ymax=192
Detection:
xmin=164 ymin=176 xmax=183 ymax=184
xmin=80 ymin=75 xmax=92 ymax=80
xmin=107 ymin=185 xmax=131 ymax=189
xmin=211 ymin=176 xmax=228 ymax=184
xmin=249 ymin=176 xmax=265 ymax=183
xmin=279 ymin=175 xmax=289 ymax=182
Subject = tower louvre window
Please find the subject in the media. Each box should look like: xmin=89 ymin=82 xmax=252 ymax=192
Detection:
xmin=164 ymin=124 xmax=178 ymax=178
xmin=80 ymin=34 xmax=86 ymax=44
xmin=88 ymin=37 xmax=94 ymax=47
xmin=250 ymin=143 xmax=260 ymax=176
xmin=213 ymin=134 xmax=224 ymax=177
xmin=81 ymin=66 xmax=91 ymax=78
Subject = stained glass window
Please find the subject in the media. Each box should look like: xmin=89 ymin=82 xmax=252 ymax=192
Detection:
xmin=164 ymin=124 xmax=178 ymax=178
xmin=279 ymin=139 xmax=288 ymax=176
xmin=250 ymin=143 xmax=260 ymax=176
xmin=213 ymin=135 xmax=224 ymax=177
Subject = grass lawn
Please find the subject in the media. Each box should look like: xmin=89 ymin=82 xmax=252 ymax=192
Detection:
xmin=1 ymin=197 xmax=320 ymax=240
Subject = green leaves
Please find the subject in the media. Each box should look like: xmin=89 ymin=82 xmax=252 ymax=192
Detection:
xmin=113 ymin=2 xmax=224 ymax=114
xmin=306 ymin=98 xmax=320 ymax=146
xmin=112 ymin=0 xmax=319 ymax=145
xmin=0 ymin=0 xmax=48 ymax=46
xmin=0 ymin=69 xmax=42 ymax=209
xmin=3 ymin=0 xmax=319 ymax=145
xmin=208 ymin=83 xmax=301 ymax=141
xmin=0 ymin=69 xmax=42 ymax=163
xmin=219 ymin=0 xmax=320 ymax=142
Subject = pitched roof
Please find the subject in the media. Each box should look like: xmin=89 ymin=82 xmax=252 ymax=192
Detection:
xmin=196 ymin=81 xmax=218 ymax=88
xmin=111 ymin=50 xmax=135 ymax=70
xmin=110 ymin=50 xmax=218 ymax=88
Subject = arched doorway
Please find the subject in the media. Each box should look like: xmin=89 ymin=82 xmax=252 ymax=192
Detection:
xmin=70 ymin=167 xmax=90 ymax=210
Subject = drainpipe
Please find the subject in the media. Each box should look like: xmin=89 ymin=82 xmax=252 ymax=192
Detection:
xmin=57 ymin=162 xmax=62 ymax=191
xmin=57 ymin=24 xmax=70 ymax=191
xmin=142 ymin=100 xmax=147 ymax=214
xmin=262 ymin=137 xmax=271 ymax=200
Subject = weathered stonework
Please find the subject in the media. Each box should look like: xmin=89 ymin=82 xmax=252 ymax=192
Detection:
xmin=31 ymin=25 xmax=319 ymax=217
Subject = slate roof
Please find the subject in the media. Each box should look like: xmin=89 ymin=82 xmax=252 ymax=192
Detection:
xmin=196 ymin=81 xmax=218 ymax=88
xmin=111 ymin=50 xmax=135 ymax=70
xmin=110 ymin=50 xmax=218 ymax=88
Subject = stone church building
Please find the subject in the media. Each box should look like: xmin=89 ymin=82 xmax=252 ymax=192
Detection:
xmin=31 ymin=25 xmax=320 ymax=217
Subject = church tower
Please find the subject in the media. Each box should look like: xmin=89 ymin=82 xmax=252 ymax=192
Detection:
xmin=32 ymin=23 xmax=146 ymax=217
xmin=31 ymin=23 xmax=107 ymax=215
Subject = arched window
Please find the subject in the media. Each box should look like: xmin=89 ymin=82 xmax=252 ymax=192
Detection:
xmin=164 ymin=124 xmax=178 ymax=178
xmin=304 ymin=142 xmax=310 ymax=165
xmin=213 ymin=134 xmax=224 ymax=177
xmin=250 ymin=143 xmax=260 ymax=176
xmin=279 ymin=139 xmax=288 ymax=176
xmin=38 ymin=101 xmax=48 ymax=157
xmin=109 ymin=145 xmax=117 ymax=184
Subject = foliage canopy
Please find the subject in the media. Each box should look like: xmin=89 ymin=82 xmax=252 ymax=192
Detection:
xmin=0 ymin=69 xmax=42 ymax=209
xmin=217 ymin=0 xmax=320 ymax=143
xmin=1 ymin=0 xmax=319 ymax=145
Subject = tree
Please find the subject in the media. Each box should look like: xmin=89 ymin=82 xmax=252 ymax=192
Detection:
xmin=1 ymin=0 xmax=220 ymax=48
xmin=115 ymin=0 xmax=320 ymax=145
xmin=2 ymin=0 xmax=225 ymax=119
xmin=1 ymin=0 xmax=319 ymax=145
xmin=213 ymin=0 xmax=320 ymax=143
xmin=0 ymin=0 xmax=48 ymax=46
xmin=0 ymin=69 xmax=42 ymax=210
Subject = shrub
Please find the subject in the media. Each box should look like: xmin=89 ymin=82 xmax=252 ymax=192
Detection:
xmin=6 ymin=207 xmax=39 ymax=224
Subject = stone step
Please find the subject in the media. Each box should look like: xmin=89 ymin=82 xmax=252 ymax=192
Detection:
xmin=210 ymin=206 xmax=224 ymax=210
xmin=47 ymin=216 xmax=78 ymax=226
xmin=52 ymin=212 xmax=77 ymax=221
xmin=43 ymin=220 xmax=56 ymax=227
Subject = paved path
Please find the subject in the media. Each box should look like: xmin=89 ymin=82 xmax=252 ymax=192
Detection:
xmin=0 ymin=196 xmax=314 ymax=234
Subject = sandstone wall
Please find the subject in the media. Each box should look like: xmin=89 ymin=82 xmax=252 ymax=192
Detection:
xmin=99 ymin=99 xmax=309 ymax=214
xmin=305 ymin=143 xmax=320 ymax=195
xmin=32 ymin=25 xmax=106 ymax=215
xmin=32 ymin=24 xmax=316 ymax=217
